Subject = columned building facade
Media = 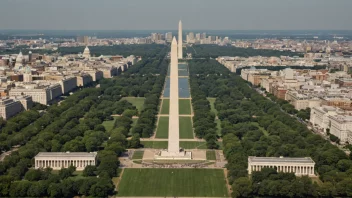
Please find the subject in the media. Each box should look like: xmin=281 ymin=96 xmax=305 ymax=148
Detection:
xmin=248 ymin=156 xmax=315 ymax=177
xmin=35 ymin=152 xmax=97 ymax=170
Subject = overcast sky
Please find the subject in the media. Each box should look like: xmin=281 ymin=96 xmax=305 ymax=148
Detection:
xmin=0 ymin=0 xmax=351 ymax=30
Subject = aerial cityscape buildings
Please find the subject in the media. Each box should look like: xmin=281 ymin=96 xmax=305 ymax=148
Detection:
xmin=0 ymin=7 xmax=352 ymax=196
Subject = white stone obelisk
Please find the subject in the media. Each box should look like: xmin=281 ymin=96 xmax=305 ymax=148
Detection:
xmin=178 ymin=20 xmax=183 ymax=59
xmin=168 ymin=37 xmax=179 ymax=153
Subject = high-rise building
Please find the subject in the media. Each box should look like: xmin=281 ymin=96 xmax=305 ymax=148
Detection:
xmin=196 ymin=33 xmax=201 ymax=41
xmin=83 ymin=36 xmax=90 ymax=45
xmin=201 ymin=32 xmax=207 ymax=39
xmin=151 ymin=33 xmax=163 ymax=42
xmin=77 ymin=36 xmax=84 ymax=43
xmin=165 ymin=32 xmax=173 ymax=42
xmin=189 ymin=32 xmax=194 ymax=41
xmin=178 ymin=20 xmax=183 ymax=59
xmin=77 ymin=36 xmax=89 ymax=45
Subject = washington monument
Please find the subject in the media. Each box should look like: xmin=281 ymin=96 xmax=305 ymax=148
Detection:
xmin=168 ymin=36 xmax=180 ymax=153
xmin=178 ymin=20 xmax=183 ymax=59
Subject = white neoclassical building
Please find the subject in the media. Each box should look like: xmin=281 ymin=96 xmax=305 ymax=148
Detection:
xmin=248 ymin=156 xmax=315 ymax=177
xmin=35 ymin=152 xmax=97 ymax=170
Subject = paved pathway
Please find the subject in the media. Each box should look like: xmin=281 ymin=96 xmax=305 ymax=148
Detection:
xmin=0 ymin=147 xmax=19 ymax=161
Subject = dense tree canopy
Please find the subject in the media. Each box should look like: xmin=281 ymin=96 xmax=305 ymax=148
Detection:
xmin=188 ymin=59 xmax=352 ymax=197
xmin=186 ymin=45 xmax=302 ymax=59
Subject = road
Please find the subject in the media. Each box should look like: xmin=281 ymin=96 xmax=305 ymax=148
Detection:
xmin=0 ymin=147 xmax=19 ymax=161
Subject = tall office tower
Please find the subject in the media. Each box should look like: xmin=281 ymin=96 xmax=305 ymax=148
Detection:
xmin=151 ymin=33 xmax=157 ymax=42
xmin=196 ymin=33 xmax=201 ymax=41
xmin=76 ymin=36 xmax=84 ymax=43
xmin=189 ymin=32 xmax=195 ymax=41
xmin=178 ymin=20 xmax=183 ymax=59
xmin=201 ymin=32 xmax=207 ymax=39
xmin=83 ymin=36 xmax=90 ymax=45
xmin=165 ymin=32 xmax=173 ymax=42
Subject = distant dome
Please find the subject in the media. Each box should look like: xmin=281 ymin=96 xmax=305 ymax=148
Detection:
xmin=82 ymin=46 xmax=91 ymax=58
xmin=14 ymin=50 xmax=24 ymax=69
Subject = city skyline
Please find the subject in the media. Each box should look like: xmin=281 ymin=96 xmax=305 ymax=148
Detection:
xmin=1 ymin=0 xmax=352 ymax=30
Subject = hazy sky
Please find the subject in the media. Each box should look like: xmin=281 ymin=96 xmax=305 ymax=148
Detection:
xmin=1 ymin=0 xmax=351 ymax=30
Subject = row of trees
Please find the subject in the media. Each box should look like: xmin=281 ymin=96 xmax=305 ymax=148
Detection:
xmin=188 ymin=59 xmax=352 ymax=197
xmin=235 ymin=65 xmax=327 ymax=75
xmin=130 ymin=56 xmax=168 ymax=138
xmin=189 ymin=62 xmax=219 ymax=149
xmin=186 ymin=45 xmax=302 ymax=59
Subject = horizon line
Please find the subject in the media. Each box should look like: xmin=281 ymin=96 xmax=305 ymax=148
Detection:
xmin=1 ymin=29 xmax=352 ymax=32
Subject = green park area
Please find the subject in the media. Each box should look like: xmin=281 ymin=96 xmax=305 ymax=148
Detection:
xmin=121 ymin=97 xmax=145 ymax=113
xmin=160 ymin=99 xmax=192 ymax=115
xmin=155 ymin=116 xmax=193 ymax=139
xmin=102 ymin=117 xmax=138 ymax=134
xmin=155 ymin=117 xmax=169 ymax=138
xmin=160 ymin=99 xmax=170 ymax=114
xmin=102 ymin=117 xmax=117 ymax=132
xmin=141 ymin=141 xmax=168 ymax=149
xmin=207 ymin=98 xmax=218 ymax=115
xmin=179 ymin=117 xmax=193 ymax=139
xmin=206 ymin=150 xmax=216 ymax=160
xmin=118 ymin=168 xmax=228 ymax=197
xmin=179 ymin=99 xmax=192 ymax=115
xmin=207 ymin=98 xmax=221 ymax=136
xmin=132 ymin=151 xmax=144 ymax=160
xmin=140 ymin=141 xmax=222 ymax=149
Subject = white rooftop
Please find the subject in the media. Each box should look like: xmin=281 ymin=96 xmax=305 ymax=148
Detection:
xmin=248 ymin=156 xmax=315 ymax=164
xmin=35 ymin=152 xmax=97 ymax=158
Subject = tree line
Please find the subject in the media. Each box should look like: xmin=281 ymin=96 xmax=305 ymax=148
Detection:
xmin=186 ymin=45 xmax=302 ymax=59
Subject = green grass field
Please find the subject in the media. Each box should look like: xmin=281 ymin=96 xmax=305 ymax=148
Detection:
xmin=206 ymin=150 xmax=217 ymax=160
xmin=102 ymin=117 xmax=117 ymax=132
xmin=132 ymin=151 xmax=144 ymax=159
xmin=160 ymin=99 xmax=169 ymax=114
xmin=251 ymin=122 xmax=269 ymax=136
xmin=121 ymin=97 xmax=145 ymax=113
xmin=207 ymin=97 xmax=218 ymax=115
xmin=180 ymin=141 xmax=207 ymax=149
xmin=179 ymin=117 xmax=193 ymax=139
xmin=216 ymin=119 xmax=222 ymax=136
xmin=155 ymin=116 xmax=193 ymax=139
xmin=130 ymin=118 xmax=138 ymax=133
xmin=118 ymin=168 xmax=228 ymax=197
xmin=155 ymin=116 xmax=169 ymax=138
xmin=179 ymin=99 xmax=192 ymax=115
xmin=141 ymin=141 xmax=222 ymax=149
xmin=161 ymin=99 xmax=191 ymax=115
xmin=141 ymin=141 xmax=168 ymax=149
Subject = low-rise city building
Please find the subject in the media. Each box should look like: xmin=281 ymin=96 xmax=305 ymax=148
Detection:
xmin=34 ymin=152 xmax=97 ymax=170
xmin=248 ymin=156 xmax=316 ymax=177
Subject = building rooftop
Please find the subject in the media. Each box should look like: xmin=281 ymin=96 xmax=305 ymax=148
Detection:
xmin=248 ymin=156 xmax=315 ymax=164
xmin=35 ymin=152 xmax=97 ymax=158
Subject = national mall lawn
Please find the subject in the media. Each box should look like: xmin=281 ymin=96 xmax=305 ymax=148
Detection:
xmin=117 ymin=168 xmax=228 ymax=197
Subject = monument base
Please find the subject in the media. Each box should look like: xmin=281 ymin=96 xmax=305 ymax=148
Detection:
xmin=154 ymin=150 xmax=192 ymax=160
